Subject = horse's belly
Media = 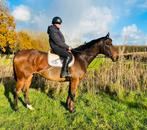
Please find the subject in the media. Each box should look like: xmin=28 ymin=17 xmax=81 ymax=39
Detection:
xmin=38 ymin=67 xmax=66 ymax=81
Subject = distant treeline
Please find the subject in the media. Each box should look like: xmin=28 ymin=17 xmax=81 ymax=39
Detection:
xmin=115 ymin=45 xmax=147 ymax=53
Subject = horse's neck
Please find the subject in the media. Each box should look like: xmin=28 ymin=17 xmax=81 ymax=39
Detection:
xmin=78 ymin=43 xmax=100 ymax=68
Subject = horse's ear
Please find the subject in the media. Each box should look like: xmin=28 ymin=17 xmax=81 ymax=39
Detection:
xmin=106 ymin=32 xmax=110 ymax=38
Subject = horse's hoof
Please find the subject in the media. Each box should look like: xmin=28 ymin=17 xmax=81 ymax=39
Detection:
xmin=27 ymin=104 xmax=34 ymax=111
xmin=69 ymin=108 xmax=76 ymax=113
xmin=14 ymin=107 xmax=19 ymax=112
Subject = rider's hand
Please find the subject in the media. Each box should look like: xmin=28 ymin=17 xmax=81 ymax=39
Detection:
xmin=68 ymin=47 xmax=72 ymax=52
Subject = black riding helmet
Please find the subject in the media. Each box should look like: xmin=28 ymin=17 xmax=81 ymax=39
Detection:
xmin=52 ymin=17 xmax=62 ymax=24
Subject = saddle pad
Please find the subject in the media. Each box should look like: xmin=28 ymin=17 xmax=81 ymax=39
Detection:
xmin=48 ymin=52 xmax=74 ymax=67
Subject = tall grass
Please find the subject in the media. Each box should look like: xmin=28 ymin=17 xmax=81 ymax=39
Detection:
xmin=0 ymin=55 xmax=13 ymax=78
xmin=85 ymin=57 xmax=146 ymax=92
xmin=80 ymin=56 xmax=147 ymax=109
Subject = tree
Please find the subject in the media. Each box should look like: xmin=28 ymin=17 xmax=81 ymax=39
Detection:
xmin=0 ymin=0 xmax=16 ymax=53
xmin=16 ymin=31 xmax=32 ymax=50
xmin=16 ymin=31 xmax=50 ymax=52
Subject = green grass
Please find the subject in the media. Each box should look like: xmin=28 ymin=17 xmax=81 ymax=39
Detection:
xmin=0 ymin=84 xmax=146 ymax=130
xmin=88 ymin=57 xmax=106 ymax=70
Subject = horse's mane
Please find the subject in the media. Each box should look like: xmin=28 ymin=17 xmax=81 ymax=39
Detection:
xmin=72 ymin=36 xmax=106 ymax=52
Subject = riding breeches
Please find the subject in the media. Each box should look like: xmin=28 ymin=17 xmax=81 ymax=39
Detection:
xmin=52 ymin=47 xmax=72 ymax=62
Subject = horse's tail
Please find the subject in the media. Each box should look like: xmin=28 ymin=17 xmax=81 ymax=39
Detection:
xmin=13 ymin=56 xmax=17 ymax=81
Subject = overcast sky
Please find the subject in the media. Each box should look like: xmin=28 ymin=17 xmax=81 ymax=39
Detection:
xmin=7 ymin=0 xmax=147 ymax=46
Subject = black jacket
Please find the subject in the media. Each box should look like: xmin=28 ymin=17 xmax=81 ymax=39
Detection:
xmin=47 ymin=25 xmax=69 ymax=50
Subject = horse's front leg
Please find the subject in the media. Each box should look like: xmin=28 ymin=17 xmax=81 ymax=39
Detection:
xmin=66 ymin=78 xmax=79 ymax=113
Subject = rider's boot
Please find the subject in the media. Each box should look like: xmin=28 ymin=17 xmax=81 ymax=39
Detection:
xmin=60 ymin=57 xmax=71 ymax=78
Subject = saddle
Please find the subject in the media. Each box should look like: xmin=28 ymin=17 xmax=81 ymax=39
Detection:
xmin=48 ymin=51 xmax=75 ymax=67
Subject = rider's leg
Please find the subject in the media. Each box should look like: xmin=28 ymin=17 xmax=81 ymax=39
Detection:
xmin=52 ymin=47 xmax=72 ymax=78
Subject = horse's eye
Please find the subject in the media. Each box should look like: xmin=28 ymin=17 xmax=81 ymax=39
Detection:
xmin=106 ymin=42 xmax=112 ymax=47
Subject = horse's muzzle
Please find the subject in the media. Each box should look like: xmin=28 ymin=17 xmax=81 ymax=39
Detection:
xmin=112 ymin=55 xmax=119 ymax=62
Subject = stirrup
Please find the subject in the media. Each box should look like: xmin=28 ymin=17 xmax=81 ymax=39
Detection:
xmin=65 ymin=72 xmax=71 ymax=78
xmin=61 ymin=71 xmax=71 ymax=78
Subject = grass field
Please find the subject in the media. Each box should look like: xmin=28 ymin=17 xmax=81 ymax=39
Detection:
xmin=0 ymin=83 xmax=147 ymax=130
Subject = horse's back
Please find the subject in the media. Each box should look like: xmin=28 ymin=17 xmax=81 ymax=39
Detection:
xmin=14 ymin=49 xmax=47 ymax=62
xmin=14 ymin=49 xmax=41 ymax=58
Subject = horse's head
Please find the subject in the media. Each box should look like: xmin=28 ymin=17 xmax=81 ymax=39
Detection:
xmin=100 ymin=33 xmax=118 ymax=61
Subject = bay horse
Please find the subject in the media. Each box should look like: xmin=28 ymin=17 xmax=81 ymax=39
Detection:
xmin=13 ymin=33 xmax=118 ymax=112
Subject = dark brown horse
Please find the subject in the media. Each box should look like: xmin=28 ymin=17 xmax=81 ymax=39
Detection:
xmin=13 ymin=33 xmax=118 ymax=112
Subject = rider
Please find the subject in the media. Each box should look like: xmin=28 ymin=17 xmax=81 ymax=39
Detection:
xmin=47 ymin=16 xmax=72 ymax=78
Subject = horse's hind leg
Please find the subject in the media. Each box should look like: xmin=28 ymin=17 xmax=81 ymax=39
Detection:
xmin=23 ymin=75 xmax=34 ymax=110
xmin=14 ymin=80 xmax=24 ymax=111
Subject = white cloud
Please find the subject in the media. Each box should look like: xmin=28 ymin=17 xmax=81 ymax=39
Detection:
xmin=12 ymin=5 xmax=31 ymax=22
xmin=79 ymin=6 xmax=113 ymax=36
xmin=63 ymin=5 xmax=115 ymax=43
xmin=121 ymin=24 xmax=146 ymax=44
xmin=122 ymin=24 xmax=140 ymax=38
